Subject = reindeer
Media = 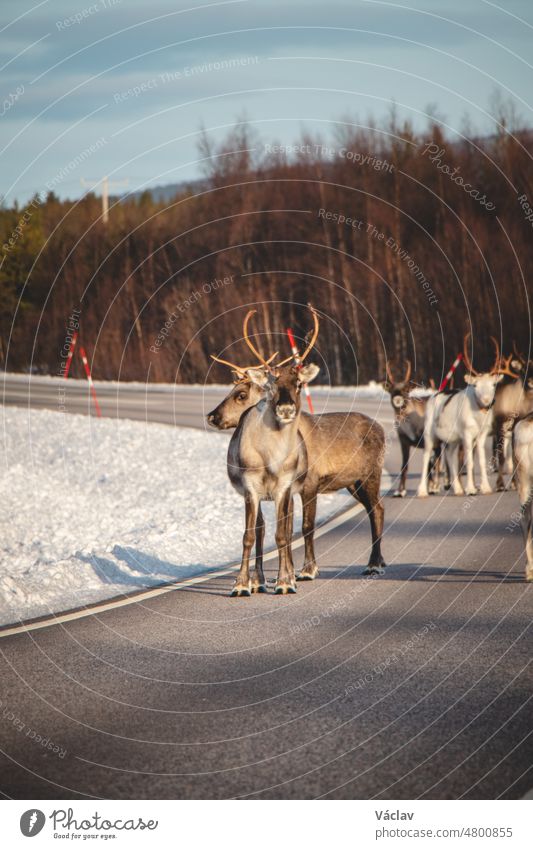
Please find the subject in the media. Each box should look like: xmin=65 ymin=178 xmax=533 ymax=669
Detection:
xmin=418 ymin=335 xmax=503 ymax=497
xmin=208 ymin=309 xmax=387 ymax=582
xmin=224 ymin=306 xmax=320 ymax=596
xmin=513 ymin=412 xmax=533 ymax=581
xmin=492 ymin=343 xmax=533 ymax=491
xmin=383 ymin=360 xmax=438 ymax=497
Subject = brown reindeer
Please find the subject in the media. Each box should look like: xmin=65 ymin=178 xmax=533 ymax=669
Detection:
xmin=492 ymin=342 xmax=533 ymax=491
xmin=382 ymin=360 xmax=440 ymax=497
xmin=225 ymin=307 xmax=320 ymax=595
xmin=208 ymin=309 xmax=387 ymax=582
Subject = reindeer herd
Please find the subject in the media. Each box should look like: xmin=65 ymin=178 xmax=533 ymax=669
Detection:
xmin=207 ymin=308 xmax=533 ymax=592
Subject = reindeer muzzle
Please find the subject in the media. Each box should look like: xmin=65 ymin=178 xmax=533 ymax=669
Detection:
xmin=275 ymin=403 xmax=297 ymax=423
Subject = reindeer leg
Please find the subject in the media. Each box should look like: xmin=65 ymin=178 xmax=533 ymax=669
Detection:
xmin=518 ymin=486 xmax=533 ymax=582
xmin=231 ymin=492 xmax=257 ymax=597
xmin=394 ymin=435 xmax=409 ymax=497
xmin=274 ymin=489 xmax=297 ymax=594
xmin=428 ymin=445 xmax=440 ymax=494
xmin=495 ymin=417 xmax=506 ymax=492
xmin=351 ymin=476 xmax=386 ymax=576
xmin=504 ymin=428 xmax=517 ymax=489
xmin=476 ymin=432 xmax=492 ymax=494
xmin=448 ymin=443 xmax=463 ymax=495
xmin=443 ymin=442 xmax=452 ymax=490
xmin=417 ymin=439 xmax=433 ymax=497
xmin=250 ymin=505 xmax=267 ymax=592
xmin=463 ymin=433 xmax=477 ymax=495
xmin=297 ymin=489 xmax=319 ymax=580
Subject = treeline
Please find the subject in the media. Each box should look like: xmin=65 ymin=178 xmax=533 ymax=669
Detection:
xmin=2 ymin=110 xmax=532 ymax=385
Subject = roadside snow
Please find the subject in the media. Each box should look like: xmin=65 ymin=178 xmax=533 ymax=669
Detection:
xmin=0 ymin=407 xmax=354 ymax=626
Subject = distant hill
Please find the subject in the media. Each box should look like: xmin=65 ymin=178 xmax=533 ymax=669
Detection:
xmin=125 ymin=178 xmax=208 ymax=204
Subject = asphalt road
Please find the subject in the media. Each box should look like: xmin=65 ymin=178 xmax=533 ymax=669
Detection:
xmin=0 ymin=375 xmax=531 ymax=799
xmin=1 ymin=372 xmax=395 ymax=429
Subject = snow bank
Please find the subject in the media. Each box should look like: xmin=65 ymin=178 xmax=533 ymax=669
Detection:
xmin=0 ymin=407 xmax=354 ymax=626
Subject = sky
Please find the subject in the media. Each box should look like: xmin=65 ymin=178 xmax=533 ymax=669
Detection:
xmin=1 ymin=0 xmax=532 ymax=205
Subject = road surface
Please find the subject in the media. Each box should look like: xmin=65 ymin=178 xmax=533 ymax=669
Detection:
xmin=0 ymin=374 xmax=531 ymax=799
xmin=1 ymin=372 xmax=394 ymax=429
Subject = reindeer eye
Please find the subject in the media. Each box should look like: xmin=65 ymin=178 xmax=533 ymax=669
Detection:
xmin=237 ymin=392 xmax=247 ymax=401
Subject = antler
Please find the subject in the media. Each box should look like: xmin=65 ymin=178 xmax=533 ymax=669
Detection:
xmin=300 ymin=304 xmax=320 ymax=362
xmin=497 ymin=352 xmax=521 ymax=379
xmin=489 ymin=336 xmax=521 ymax=377
xmin=385 ymin=359 xmax=411 ymax=385
xmin=210 ymin=350 xmax=278 ymax=377
xmin=490 ymin=336 xmax=502 ymax=375
xmin=462 ymin=332 xmax=480 ymax=376
xmin=276 ymin=304 xmax=320 ymax=367
xmin=512 ymin=340 xmax=526 ymax=364
xmin=242 ymin=309 xmax=273 ymax=369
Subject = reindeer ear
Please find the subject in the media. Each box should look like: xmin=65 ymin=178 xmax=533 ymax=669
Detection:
xmin=298 ymin=363 xmax=320 ymax=385
xmin=463 ymin=374 xmax=476 ymax=385
xmin=231 ymin=370 xmax=243 ymax=383
xmin=511 ymin=359 xmax=523 ymax=371
xmin=246 ymin=368 xmax=270 ymax=388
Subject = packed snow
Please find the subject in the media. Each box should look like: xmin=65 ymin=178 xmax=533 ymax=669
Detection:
xmin=0 ymin=407 xmax=357 ymax=626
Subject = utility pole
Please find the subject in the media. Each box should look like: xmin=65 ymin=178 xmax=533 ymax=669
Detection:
xmin=81 ymin=176 xmax=128 ymax=223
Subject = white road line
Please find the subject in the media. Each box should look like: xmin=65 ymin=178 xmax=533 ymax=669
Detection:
xmin=0 ymin=473 xmax=392 ymax=639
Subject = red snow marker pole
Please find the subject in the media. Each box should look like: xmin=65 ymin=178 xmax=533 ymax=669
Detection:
xmin=63 ymin=330 xmax=78 ymax=379
xmin=79 ymin=346 xmax=102 ymax=417
xmin=286 ymin=327 xmax=314 ymax=413
xmin=439 ymin=352 xmax=463 ymax=391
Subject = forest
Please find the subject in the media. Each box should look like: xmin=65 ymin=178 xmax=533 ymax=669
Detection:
xmin=2 ymin=107 xmax=532 ymax=385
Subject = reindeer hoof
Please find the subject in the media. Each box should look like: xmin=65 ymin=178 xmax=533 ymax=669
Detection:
xmin=392 ymin=489 xmax=406 ymax=498
xmin=296 ymin=569 xmax=319 ymax=581
xmin=274 ymin=583 xmax=297 ymax=594
xmin=251 ymin=584 xmax=267 ymax=593
xmin=496 ymin=482 xmax=506 ymax=492
xmin=362 ymin=564 xmax=385 ymax=576
xmin=231 ymin=585 xmax=251 ymax=597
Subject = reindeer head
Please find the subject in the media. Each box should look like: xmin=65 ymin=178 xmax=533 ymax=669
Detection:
xmin=462 ymin=334 xmax=506 ymax=408
xmin=207 ymin=375 xmax=265 ymax=429
xmin=383 ymin=360 xmax=413 ymax=418
xmin=247 ymin=362 xmax=320 ymax=425
xmin=509 ymin=343 xmax=533 ymax=392
xmin=243 ymin=304 xmax=320 ymax=426
xmin=207 ymin=304 xmax=320 ymax=428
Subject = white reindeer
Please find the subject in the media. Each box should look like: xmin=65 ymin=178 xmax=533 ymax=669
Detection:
xmin=418 ymin=336 xmax=503 ymax=497
xmin=513 ymin=413 xmax=533 ymax=581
